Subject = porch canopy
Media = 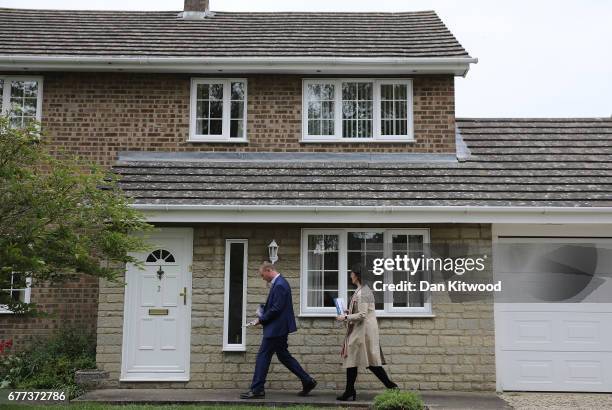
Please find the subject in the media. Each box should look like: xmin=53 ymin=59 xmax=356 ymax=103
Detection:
xmin=113 ymin=118 xmax=612 ymax=224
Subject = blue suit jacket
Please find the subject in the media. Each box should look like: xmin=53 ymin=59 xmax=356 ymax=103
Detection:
xmin=259 ymin=275 xmax=298 ymax=338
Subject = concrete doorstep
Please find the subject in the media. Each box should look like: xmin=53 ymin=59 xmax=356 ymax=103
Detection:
xmin=76 ymin=389 xmax=512 ymax=409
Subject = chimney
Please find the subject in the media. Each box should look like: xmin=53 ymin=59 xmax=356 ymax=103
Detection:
xmin=179 ymin=0 xmax=211 ymax=19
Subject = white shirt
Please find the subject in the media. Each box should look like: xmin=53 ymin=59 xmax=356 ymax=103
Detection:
xmin=270 ymin=273 xmax=280 ymax=285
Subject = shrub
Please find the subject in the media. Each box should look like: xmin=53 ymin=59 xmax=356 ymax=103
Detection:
xmin=0 ymin=327 xmax=96 ymax=399
xmin=373 ymin=389 xmax=425 ymax=410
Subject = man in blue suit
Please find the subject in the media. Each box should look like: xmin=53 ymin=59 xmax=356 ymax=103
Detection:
xmin=240 ymin=262 xmax=317 ymax=399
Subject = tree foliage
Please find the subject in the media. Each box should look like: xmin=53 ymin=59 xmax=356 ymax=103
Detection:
xmin=0 ymin=116 xmax=152 ymax=313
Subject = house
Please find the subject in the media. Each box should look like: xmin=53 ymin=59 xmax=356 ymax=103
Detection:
xmin=1 ymin=0 xmax=611 ymax=393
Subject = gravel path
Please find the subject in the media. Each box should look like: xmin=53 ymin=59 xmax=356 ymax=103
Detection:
xmin=500 ymin=392 xmax=612 ymax=410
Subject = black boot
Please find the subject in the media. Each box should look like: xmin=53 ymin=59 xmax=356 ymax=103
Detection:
xmin=337 ymin=367 xmax=357 ymax=401
xmin=368 ymin=366 xmax=398 ymax=389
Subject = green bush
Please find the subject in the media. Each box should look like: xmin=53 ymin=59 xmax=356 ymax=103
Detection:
xmin=0 ymin=327 xmax=96 ymax=399
xmin=373 ymin=389 xmax=425 ymax=410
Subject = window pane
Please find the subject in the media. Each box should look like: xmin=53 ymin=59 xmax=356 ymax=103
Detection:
xmin=380 ymin=83 xmax=409 ymax=136
xmin=197 ymin=83 xmax=210 ymax=99
xmin=324 ymin=251 xmax=338 ymax=271
xmin=306 ymin=83 xmax=335 ymax=135
xmin=210 ymin=120 xmax=222 ymax=135
xmin=0 ymin=79 xmax=3 ymax=111
xmin=231 ymin=82 xmax=244 ymax=100
xmin=197 ymin=100 xmax=209 ymax=118
xmin=210 ymin=101 xmax=223 ymax=119
xmin=324 ymin=271 xmax=339 ymax=289
xmin=231 ymin=101 xmax=244 ymax=119
xmin=308 ymin=120 xmax=321 ymax=136
xmin=226 ymin=242 xmax=246 ymax=346
xmin=11 ymin=81 xmax=24 ymax=97
xmin=196 ymin=119 xmax=208 ymax=135
xmin=342 ymin=82 xmax=373 ymax=139
xmin=321 ymin=101 xmax=334 ymax=119
xmin=308 ymin=101 xmax=321 ymax=119
xmin=308 ymin=251 xmax=323 ymax=271
xmin=210 ymin=83 xmax=223 ymax=100
xmin=381 ymin=84 xmax=393 ymax=100
xmin=230 ymin=120 xmax=243 ymax=139
xmin=323 ymin=290 xmax=337 ymax=307
xmin=306 ymin=234 xmax=339 ymax=308
xmin=308 ymin=270 xmax=323 ymax=290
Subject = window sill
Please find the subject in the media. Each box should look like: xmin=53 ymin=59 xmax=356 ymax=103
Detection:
xmin=187 ymin=138 xmax=249 ymax=144
xmin=222 ymin=346 xmax=247 ymax=352
xmin=300 ymin=138 xmax=415 ymax=144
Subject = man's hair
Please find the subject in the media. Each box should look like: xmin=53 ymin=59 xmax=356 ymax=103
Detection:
xmin=260 ymin=261 xmax=276 ymax=272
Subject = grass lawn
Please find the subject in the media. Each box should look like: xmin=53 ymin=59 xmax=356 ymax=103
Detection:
xmin=3 ymin=405 xmax=331 ymax=410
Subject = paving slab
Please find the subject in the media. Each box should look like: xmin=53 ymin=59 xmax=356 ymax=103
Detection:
xmin=76 ymin=388 xmax=512 ymax=409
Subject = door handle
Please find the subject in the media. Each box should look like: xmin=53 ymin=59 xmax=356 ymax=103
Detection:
xmin=179 ymin=287 xmax=187 ymax=305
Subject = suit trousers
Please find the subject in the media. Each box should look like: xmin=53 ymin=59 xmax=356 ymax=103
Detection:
xmin=250 ymin=335 xmax=311 ymax=393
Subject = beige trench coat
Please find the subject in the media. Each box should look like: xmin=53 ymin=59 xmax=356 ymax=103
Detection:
xmin=341 ymin=285 xmax=385 ymax=368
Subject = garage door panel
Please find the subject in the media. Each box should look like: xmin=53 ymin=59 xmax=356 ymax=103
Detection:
xmin=498 ymin=310 xmax=612 ymax=352
xmin=500 ymin=351 xmax=612 ymax=391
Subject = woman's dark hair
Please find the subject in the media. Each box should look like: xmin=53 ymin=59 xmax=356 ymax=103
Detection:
xmin=350 ymin=264 xmax=363 ymax=284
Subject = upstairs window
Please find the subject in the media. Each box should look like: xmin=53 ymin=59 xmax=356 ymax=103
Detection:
xmin=302 ymin=79 xmax=413 ymax=142
xmin=0 ymin=76 xmax=43 ymax=128
xmin=189 ymin=78 xmax=247 ymax=142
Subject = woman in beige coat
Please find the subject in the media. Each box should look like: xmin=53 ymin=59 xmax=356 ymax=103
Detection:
xmin=336 ymin=266 xmax=397 ymax=401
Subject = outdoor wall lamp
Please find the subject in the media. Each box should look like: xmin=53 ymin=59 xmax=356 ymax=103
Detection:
xmin=268 ymin=240 xmax=279 ymax=264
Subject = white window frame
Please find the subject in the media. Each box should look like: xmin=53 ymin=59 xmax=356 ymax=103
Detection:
xmin=222 ymin=239 xmax=248 ymax=351
xmin=189 ymin=78 xmax=248 ymax=143
xmin=0 ymin=274 xmax=32 ymax=314
xmin=300 ymin=228 xmax=432 ymax=318
xmin=0 ymin=75 xmax=44 ymax=123
xmin=301 ymin=78 xmax=413 ymax=143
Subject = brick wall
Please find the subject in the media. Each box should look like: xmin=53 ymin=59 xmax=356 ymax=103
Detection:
xmin=0 ymin=275 xmax=98 ymax=352
xmin=42 ymin=73 xmax=456 ymax=167
xmin=97 ymin=223 xmax=495 ymax=392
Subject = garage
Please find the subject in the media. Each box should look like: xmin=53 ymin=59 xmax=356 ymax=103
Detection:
xmin=493 ymin=224 xmax=612 ymax=392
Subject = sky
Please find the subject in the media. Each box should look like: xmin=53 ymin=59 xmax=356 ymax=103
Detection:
xmin=1 ymin=0 xmax=611 ymax=118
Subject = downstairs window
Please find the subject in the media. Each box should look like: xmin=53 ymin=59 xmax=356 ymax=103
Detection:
xmin=300 ymin=228 xmax=431 ymax=317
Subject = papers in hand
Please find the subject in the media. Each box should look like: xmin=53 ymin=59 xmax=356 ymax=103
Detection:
xmin=334 ymin=297 xmax=346 ymax=315
xmin=244 ymin=319 xmax=259 ymax=327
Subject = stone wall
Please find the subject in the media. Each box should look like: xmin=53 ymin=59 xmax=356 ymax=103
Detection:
xmin=96 ymin=223 xmax=495 ymax=391
xmin=41 ymin=73 xmax=456 ymax=167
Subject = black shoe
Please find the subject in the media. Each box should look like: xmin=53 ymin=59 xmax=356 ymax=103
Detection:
xmin=240 ymin=390 xmax=265 ymax=399
xmin=298 ymin=378 xmax=317 ymax=396
xmin=387 ymin=382 xmax=399 ymax=390
xmin=336 ymin=390 xmax=357 ymax=401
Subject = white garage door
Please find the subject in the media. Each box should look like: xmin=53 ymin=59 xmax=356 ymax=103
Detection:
xmin=494 ymin=230 xmax=612 ymax=392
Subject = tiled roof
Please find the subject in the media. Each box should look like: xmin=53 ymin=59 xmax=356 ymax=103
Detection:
xmin=113 ymin=118 xmax=612 ymax=208
xmin=0 ymin=8 xmax=469 ymax=58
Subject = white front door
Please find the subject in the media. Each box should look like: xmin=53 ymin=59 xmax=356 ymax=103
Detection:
xmin=121 ymin=227 xmax=193 ymax=381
